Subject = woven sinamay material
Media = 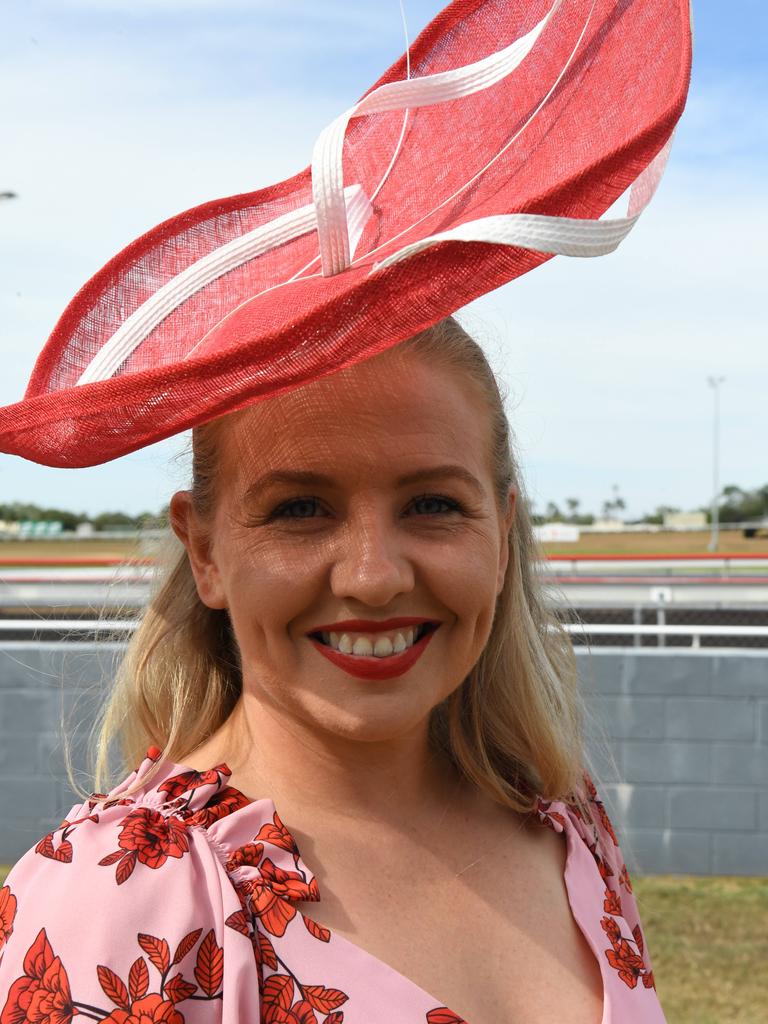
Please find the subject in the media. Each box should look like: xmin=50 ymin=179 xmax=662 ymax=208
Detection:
xmin=0 ymin=0 xmax=691 ymax=468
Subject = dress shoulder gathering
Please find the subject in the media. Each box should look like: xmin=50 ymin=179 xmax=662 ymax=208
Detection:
xmin=0 ymin=748 xmax=664 ymax=1024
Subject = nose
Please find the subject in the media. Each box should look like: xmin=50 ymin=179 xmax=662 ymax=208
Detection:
xmin=329 ymin=504 xmax=415 ymax=607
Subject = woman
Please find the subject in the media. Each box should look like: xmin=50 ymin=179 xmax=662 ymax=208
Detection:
xmin=0 ymin=2 xmax=691 ymax=1020
xmin=0 ymin=319 xmax=659 ymax=1024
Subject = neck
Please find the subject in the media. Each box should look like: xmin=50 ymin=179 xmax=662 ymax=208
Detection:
xmin=205 ymin=691 xmax=461 ymax=827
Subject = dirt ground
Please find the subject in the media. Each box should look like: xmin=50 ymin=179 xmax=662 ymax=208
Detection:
xmin=541 ymin=529 xmax=768 ymax=557
xmin=1 ymin=529 xmax=766 ymax=563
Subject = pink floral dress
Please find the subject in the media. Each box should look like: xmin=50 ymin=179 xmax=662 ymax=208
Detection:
xmin=0 ymin=748 xmax=664 ymax=1023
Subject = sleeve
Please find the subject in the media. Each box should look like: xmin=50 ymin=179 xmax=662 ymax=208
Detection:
xmin=0 ymin=798 xmax=262 ymax=1023
xmin=583 ymin=773 xmax=658 ymax=988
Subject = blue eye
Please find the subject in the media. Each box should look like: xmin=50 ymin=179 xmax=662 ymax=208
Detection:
xmin=407 ymin=494 xmax=463 ymax=516
xmin=272 ymin=497 xmax=323 ymax=519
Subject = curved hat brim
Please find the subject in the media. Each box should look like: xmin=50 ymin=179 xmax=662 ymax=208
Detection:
xmin=1 ymin=0 xmax=691 ymax=467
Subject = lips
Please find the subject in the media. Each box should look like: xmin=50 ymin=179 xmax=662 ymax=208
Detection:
xmin=305 ymin=617 xmax=441 ymax=680
xmin=308 ymin=616 xmax=438 ymax=634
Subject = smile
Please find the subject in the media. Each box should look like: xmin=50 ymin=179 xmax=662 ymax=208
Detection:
xmin=310 ymin=623 xmax=436 ymax=658
xmin=306 ymin=618 xmax=441 ymax=680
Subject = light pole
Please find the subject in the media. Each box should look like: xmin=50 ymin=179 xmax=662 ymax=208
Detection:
xmin=707 ymin=375 xmax=725 ymax=552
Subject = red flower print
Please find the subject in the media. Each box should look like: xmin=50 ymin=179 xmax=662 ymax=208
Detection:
xmin=596 ymin=801 xmax=619 ymax=846
xmin=255 ymin=812 xmax=299 ymax=854
xmin=186 ymin=787 xmax=252 ymax=829
xmin=101 ymin=993 xmax=185 ymax=1024
xmin=263 ymin=1000 xmax=316 ymax=1024
xmin=587 ymin=841 xmax=614 ymax=881
xmin=262 ymin=973 xmax=348 ymax=1024
xmin=1 ymin=929 xmax=74 ymax=1024
xmin=99 ymin=807 xmax=190 ymax=883
xmin=601 ymin=915 xmax=653 ymax=990
xmin=426 ymin=1010 xmax=467 ymax=1024
xmin=600 ymin=916 xmax=622 ymax=947
xmin=605 ymin=940 xmax=646 ymax=989
xmin=119 ymin=809 xmax=189 ymax=868
xmin=618 ymin=863 xmax=634 ymax=893
xmin=225 ymin=842 xmax=264 ymax=874
xmin=246 ymin=880 xmax=298 ymax=938
xmin=603 ymin=887 xmax=623 ymax=916
xmin=303 ymin=986 xmax=347 ymax=1014
xmin=34 ymin=834 xmax=73 ymax=864
xmin=157 ymin=767 xmax=227 ymax=800
xmin=0 ymin=886 xmax=17 ymax=951
xmin=302 ymin=917 xmax=331 ymax=943
xmin=261 ymin=860 xmax=317 ymax=903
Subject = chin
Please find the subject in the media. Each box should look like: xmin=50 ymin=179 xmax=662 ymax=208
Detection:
xmin=298 ymin=688 xmax=444 ymax=745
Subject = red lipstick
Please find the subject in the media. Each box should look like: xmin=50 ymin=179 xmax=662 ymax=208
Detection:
xmin=308 ymin=616 xmax=436 ymax=634
xmin=306 ymin=621 xmax=440 ymax=680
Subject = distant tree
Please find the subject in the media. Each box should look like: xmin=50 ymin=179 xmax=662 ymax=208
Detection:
xmin=718 ymin=483 xmax=768 ymax=523
xmin=601 ymin=485 xmax=626 ymax=521
xmin=0 ymin=501 xmax=89 ymax=529
xmin=565 ymin=497 xmax=580 ymax=521
xmin=640 ymin=504 xmax=681 ymax=525
xmin=544 ymin=501 xmax=562 ymax=522
xmin=91 ymin=511 xmax=139 ymax=531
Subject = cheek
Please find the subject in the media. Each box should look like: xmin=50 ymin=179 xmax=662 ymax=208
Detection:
xmin=219 ymin=537 xmax=326 ymax=650
xmin=422 ymin=528 xmax=503 ymax=629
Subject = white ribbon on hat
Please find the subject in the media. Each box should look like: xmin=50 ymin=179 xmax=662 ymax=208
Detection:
xmin=76 ymin=185 xmax=373 ymax=386
xmin=78 ymin=0 xmax=673 ymax=386
xmin=372 ymin=135 xmax=674 ymax=270
xmin=312 ymin=0 xmax=564 ymax=277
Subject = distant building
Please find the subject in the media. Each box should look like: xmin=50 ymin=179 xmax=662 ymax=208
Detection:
xmin=591 ymin=517 xmax=625 ymax=532
xmin=663 ymin=511 xmax=707 ymax=530
xmin=534 ymin=522 xmax=581 ymax=543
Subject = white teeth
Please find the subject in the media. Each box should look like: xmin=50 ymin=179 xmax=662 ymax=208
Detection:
xmin=318 ymin=625 xmax=432 ymax=658
xmin=373 ymin=636 xmax=394 ymax=658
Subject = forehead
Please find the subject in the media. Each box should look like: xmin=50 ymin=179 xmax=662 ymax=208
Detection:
xmin=217 ymin=347 xmax=492 ymax=487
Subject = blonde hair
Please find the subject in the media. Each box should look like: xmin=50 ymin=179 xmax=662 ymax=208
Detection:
xmin=86 ymin=317 xmax=591 ymax=812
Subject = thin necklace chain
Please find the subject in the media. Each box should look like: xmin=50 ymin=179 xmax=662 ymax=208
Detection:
xmin=399 ymin=772 xmax=526 ymax=880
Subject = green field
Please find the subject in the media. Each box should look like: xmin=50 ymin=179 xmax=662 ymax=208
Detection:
xmin=631 ymin=876 xmax=766 ymax=1023
xmin=0 ymin=865 xmax=763 ymax=1021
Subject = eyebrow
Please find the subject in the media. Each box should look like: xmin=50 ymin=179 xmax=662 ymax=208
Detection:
xmin=243 ymin=464 xmax=485 ymax=501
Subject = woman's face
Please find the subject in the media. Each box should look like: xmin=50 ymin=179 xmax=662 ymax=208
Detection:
xmin=173 ymin=345 xmax=514 ymax=745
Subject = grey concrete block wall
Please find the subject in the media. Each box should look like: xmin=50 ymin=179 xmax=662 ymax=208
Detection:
xmin=0 ymin=643 xmax=766 ymax=875
xmin=580 ymin=648 xmax=768 ymax=876
xmin=0 ymin=642 xmax=124 ymax=864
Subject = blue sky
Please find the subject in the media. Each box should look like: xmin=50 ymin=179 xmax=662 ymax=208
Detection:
xmin=1 ymin=1 xmax=765 ymax=519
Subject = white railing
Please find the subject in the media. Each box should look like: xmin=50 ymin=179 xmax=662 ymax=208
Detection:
xmin=1 ymin=619 xmax=768 ymax=650
xmin=564 ymin=622 xmax=768 ymax=649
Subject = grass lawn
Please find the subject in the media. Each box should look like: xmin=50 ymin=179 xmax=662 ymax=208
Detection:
xmin=0 ymin=867 xmax=763 ymax=1020
xmin=634 ymin=875 xmax=768 ymax=1023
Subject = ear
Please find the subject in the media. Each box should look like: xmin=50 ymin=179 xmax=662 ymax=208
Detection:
xmin=496 ymin=486 xmax=517 ymax=595
xmin=169 ymin=490 xmax=227 ymax=610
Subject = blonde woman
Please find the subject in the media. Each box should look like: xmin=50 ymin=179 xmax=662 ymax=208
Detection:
xmin=0 ymin=2 xmax=691 ymax=1019
xmin=1 ymin=319 xmax=662 ymax=1023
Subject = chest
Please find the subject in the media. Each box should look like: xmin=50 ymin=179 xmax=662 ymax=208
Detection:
xmin=294 ymin=819 xmax=604 ymax=1024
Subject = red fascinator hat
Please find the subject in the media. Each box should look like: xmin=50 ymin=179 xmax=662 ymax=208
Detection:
xmin=1 ymin=0 xmax=692 ymax=468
